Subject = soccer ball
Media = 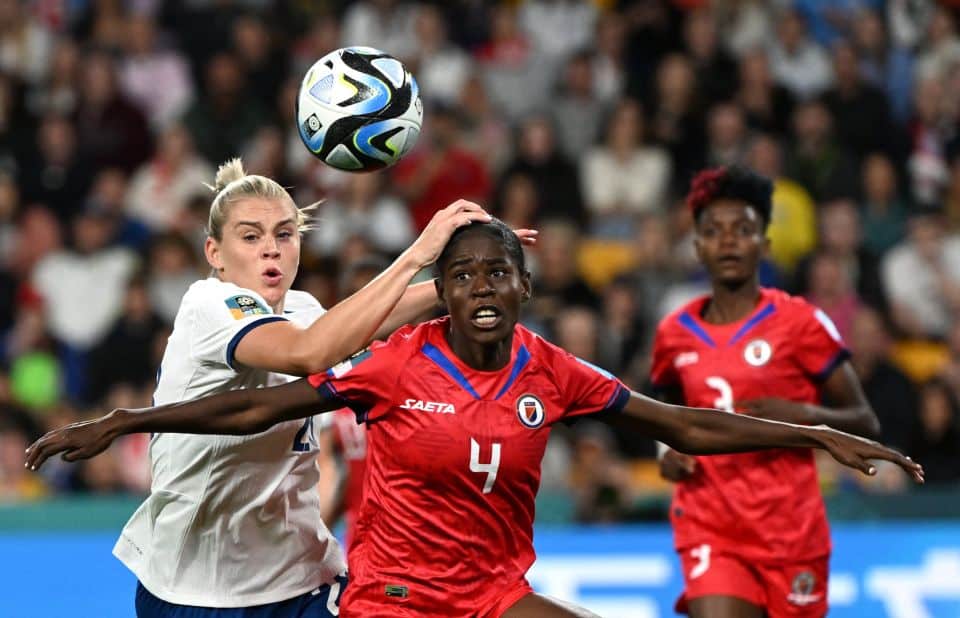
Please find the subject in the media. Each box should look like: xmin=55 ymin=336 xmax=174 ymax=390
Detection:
xmin=296 ymin=46 xmax=423 ymax=172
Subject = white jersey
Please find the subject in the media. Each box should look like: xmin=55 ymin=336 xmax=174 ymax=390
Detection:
xmin=114 ymin=278 xmax=346 ymax=608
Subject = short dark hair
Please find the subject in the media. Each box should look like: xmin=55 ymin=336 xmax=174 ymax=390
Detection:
xmin=436 ymin=218 xmax=526 ymax=275
xmin=686 ymin=165 xmax=773 ymax=228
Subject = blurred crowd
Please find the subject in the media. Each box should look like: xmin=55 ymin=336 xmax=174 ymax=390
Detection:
xmin=0 ymin=0 xmax=959 ymax=522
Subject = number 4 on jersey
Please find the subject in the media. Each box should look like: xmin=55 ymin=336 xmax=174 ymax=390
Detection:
xmin=470 ymin=438 xmax=501 ymax=494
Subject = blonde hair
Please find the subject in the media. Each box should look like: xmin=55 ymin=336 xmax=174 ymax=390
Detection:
xmin=205 ymin=158 xmax=314 ymax=240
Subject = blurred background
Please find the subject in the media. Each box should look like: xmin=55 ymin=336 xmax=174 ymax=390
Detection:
xmin=0 ymin=0 xmax=959 ymax=616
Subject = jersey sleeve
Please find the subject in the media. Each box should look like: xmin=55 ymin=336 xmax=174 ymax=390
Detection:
xmin=553 ymin=350 xmax=631 ymax=420
xmin=306 ymin=329 xmax=410 ymax=423
xmin=649 ymin=321 xmax=679 ymax=389
xmin=188 ymin=283 xmax=288 ymax=369
xmin=794 ymin=306 xmax=850 ymax=381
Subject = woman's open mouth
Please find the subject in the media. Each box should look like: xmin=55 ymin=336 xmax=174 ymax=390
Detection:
xmin=470 ymin=306 xmax=502 ymax=329
xmin=262 ymin=267 xmax=284 ymax=286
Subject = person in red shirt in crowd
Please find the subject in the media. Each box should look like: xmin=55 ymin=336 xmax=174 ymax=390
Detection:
xmin=28 ymin=220 xmax=920 ymax=618
xmin=393 ymin=103 xmax=491 ymax=231
xmin=651 ymin=165 xmax=884 ymax=618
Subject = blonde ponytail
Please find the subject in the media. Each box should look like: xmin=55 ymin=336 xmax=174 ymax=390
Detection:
xmin=205 ymin=157 xmax=314 ymax=240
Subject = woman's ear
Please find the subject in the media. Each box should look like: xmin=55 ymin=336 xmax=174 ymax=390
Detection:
xmin=434 ymin=277 xmax=445 ymax=309
xmin=205 ymin=237 xmax=223 ymax=272
xmin=520 ymin=270 xmax=532 ymax=303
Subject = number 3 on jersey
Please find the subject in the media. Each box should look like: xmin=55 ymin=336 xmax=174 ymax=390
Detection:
xmin=470 ymin=438 xmax=501 ymax=494
xmin=705 ymin=376 xmax=734 ymax=412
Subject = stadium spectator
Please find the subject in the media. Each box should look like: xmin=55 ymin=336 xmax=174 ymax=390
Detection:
xmin=913 ymin=377 xmax=960 ymax=483
xmin=591 ymin=11 xmax=626 ymax=103
xmin=392 ymin=102 xmax=491 ymax=232
xmin=735 ymin=48 xmax=795 ymax=138
xmin=793 ymin=199 xmax=887 ymax=314
xmin=18 ymin=114 xmax=92 ymax=222
xmin=552 ymin=50 xmax=607 ymax=163
xmin=182 ymin=52 xmax=265 ymax=167
xmin=853 ymin=8 xmax=914 ymax=126
xmin=882 ymin=206 xmax=960 ymax=339
xmin=849 ymin=306 xmax=920 ymax=452
xmin=822 ymin=39 xmax=899 ymax=163
xmin=231 ymin=13 xmax=287 ymax=111
xmin=860 ymin=152 xmax=909 ymax=256
xmin=340 ymin=0 xmax=418 ymax=61
xmin=519 ymin=0 xmax=597 ymax=63
xmin=119 ymin=14 xmax=194 ymax=131
xmin=785 ymin=99 xmax=858 ymax=201
xmin=0 ymin=0 xmax=53 ymax=86
xmin=748 ymin=133 xmax=817 ymax=275
xmin=126 ymin=124 xmax=213 ymax=232
xmin=768 ymin=9 xmax=833 ymax=100
xmin=31 ymin=205 xmax=138 ymax=400
xmin=494 ymin=171 xmax=541 ymax=231
xmin=26 ymin=36 xmax=79 ymax=118
xmin=581 ymin=98 xmax=671 ymax=234
xmin=683 ymin=9 xmax=738 ymax=103
xmin=500 ymin=114 xmax=585 ymax=226
xmin=86 ymin=277 xmax=166 ymax=407
xmin=74 ymin=51 xmax=152 ymax=175
xmin=145 ymin=232 xmax=202 ymax=325
xmin=408 ymin=4 xmax=472 ymax=106
xmin=476 ymin=3 xmax=553 ymax=122
xmin=649 ymin=53 xmax=703 ymax=189
xmin=528 ymin=219 xmax=600 ymax=329
xmin=704 ymin=100 xmax=749 ymax=168
xmin=308 ymin=171 xmax=414 ymax=258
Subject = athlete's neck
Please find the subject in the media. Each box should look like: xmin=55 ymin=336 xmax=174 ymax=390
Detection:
xmin=446 ymin=327 xmax=514 ymax=372
xmin=703 ymin=277 xmax=761 ymax=325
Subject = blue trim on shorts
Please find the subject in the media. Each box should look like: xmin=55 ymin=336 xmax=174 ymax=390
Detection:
xmin=135 ymin=574 xmax=347 ymax=618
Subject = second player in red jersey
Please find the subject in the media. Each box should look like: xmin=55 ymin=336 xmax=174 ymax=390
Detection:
xmin=27 ymin=220 xmax=920 ymax=618
xmin=651 ymin=166 xmax=883 ymax=618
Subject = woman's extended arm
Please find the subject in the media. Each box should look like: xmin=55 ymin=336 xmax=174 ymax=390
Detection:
xmin=619 ymin=391 xmax=923 ymax=481
xmin=26 ymin=379 xmax=329 ymax=469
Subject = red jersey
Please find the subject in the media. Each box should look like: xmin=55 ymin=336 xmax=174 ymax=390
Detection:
xmin=330 ymin=408 xmax=367 ymax=550
xmin=308 ymin=318 xmax=629 ymax=617
xmin=650 ymin=288 xmax=848 ymax=564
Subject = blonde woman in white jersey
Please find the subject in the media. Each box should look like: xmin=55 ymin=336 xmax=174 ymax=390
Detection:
xmin=118 ymin=158 xmax=502 ymax=618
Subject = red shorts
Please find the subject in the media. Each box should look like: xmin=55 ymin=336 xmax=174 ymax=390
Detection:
xmin=675 ymin=545 xmax=829 ymax=617
xmin=340 ymin=576 xmax=532 ymax=617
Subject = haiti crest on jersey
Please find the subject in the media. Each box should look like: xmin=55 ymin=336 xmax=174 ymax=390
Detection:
xmin=516 ymin=394 xmax=546 ymax=428
xmin=743 ymin=338 xmax=772 ymax=367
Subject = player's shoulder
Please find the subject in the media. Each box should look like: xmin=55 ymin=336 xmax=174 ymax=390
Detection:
xmin=762 ymin=288 xmax=820 ymax=322
xmin=655 ymin=294 xmax=710 ymax=337
xmin=283 ymin=289 xmax=323 ymax=313
xmin=380 ymin=318 xmax=442 ymax=352
xmin=514 ymin=324 xmax=612 ymax=378
xmin=179 ymin=278 xmax=273 ymax=320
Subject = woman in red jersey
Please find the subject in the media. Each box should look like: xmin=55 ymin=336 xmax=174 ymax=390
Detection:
xmin=651 ymin=165 xmax=883 ymax=618
xmin=28 ymin=220 xmax=920 ymax=618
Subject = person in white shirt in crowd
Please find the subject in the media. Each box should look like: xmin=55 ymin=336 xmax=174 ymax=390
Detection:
xmin=581 ymin=97 xmax=671 ymax=237
xmin=768 ymin=9 xmax=833 ymax=100
xmin=882 ymin=205 xmax=960 ymax=340
xmin=126 ymin=124 xmax=213 ymax=231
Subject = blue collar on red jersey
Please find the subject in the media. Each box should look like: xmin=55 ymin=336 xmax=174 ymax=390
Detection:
xmin=420 ymin=342 xmax=531 ymax=400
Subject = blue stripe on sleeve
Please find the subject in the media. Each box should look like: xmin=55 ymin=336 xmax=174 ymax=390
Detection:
xmin=225 ymin=316 xmax=287 ymax=369
xmin=814 ymin=349 xmax=851 ymax=382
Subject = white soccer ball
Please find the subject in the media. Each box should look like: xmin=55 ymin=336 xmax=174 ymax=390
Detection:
xmin=296 ymin=46 xmax=423 ymax=172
